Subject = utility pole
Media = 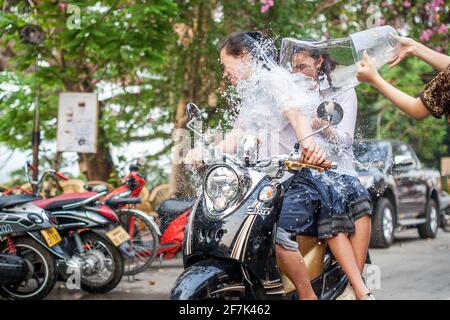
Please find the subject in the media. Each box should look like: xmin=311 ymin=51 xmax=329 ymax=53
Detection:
xmin=32 ymin=60 xmax=40 ymax=182
xmin=20 ymin=24 xmax=45 ymax=183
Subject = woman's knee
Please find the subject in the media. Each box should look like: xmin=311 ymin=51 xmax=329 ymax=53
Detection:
xmin=355 ymin=214 xmax=372 ymax=229
xmin=327 ymin=232 xmax=349 ymax=245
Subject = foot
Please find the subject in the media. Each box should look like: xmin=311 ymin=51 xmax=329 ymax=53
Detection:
xmin=336 ymin=283 xmax=356 ymax=300
xmin=359 ymin=293 xmax=376 ymax=300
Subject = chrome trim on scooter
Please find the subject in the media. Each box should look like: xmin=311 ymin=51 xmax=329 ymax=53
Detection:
xmin=56 ymin=222 xmax=87 ymax=230
xmin=232 ymin=216 xmax=253 ymax=260
xmin=210 ymin=284 xmax=246 ymax=295
xmin=230 ymin=214 xmax=257 ymax=260
xmin=263 ymin=281 xmax=284 ymax=289
xmin=185 ymin=197 xmax=200 ymax=256
xmin=62 ymin=192 xmax=107 ymax=210
xmin=265 ymin=289 xmax=285 ymax=295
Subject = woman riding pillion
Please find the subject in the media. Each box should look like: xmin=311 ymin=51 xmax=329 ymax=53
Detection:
xmin=184 ymin=31 xmax=374 ymax=300
xmin=286 ymin=43 xmax=374 ymax=299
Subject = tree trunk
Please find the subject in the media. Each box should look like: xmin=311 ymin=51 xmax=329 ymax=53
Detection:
xmin=168 ymin=99 xmax=191 ymax=197
xmin=78 ymin=147 xmax=115 ymax=182
xmin=168 ymin=2 xmax=209 ymax=197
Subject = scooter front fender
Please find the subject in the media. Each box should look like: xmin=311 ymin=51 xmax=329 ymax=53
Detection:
xmin=170 ymin=259 xmax=244 ymax=300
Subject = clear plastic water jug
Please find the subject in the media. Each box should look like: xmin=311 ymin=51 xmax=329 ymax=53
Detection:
xmin=280 ymin=26 xmax=399 ymax=99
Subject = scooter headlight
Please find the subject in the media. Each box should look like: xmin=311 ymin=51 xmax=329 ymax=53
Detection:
xmin=205 ymin=166 xmax=240 ymax=212
xmin=258 ymin=185 xmax=277 ymax=202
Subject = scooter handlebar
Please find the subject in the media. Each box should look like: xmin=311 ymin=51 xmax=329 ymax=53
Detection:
xmin=321 ymin=160 xmax=337 ymax=170
xmin=284 ymin=159 xmax=337 ymax=172
xmin=54 ymin=172 xmax=69 ymax=181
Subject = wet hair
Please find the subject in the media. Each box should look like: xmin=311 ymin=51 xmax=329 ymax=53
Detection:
xmin=219 ymin=31 xmax=278 ymax=67
xmin=292 ymin=43 xmax=337 ymax=87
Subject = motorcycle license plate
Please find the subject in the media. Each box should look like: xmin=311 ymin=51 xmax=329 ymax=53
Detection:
xmin=106 ymin=226 xmax=131 ymax=247
xmin=41 ymin=227 xmax=62 ymax=247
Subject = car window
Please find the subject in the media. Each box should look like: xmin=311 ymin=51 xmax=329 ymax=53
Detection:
xmin=408 ymin=145 xmax=421 ymax=169
xmin=392 ymin=143 xmax=417 ymax=168
xmin=354 ymin=141 xmax=390 ymax=169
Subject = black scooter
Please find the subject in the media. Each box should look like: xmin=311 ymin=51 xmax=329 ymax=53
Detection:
xmin=1 ymin=164 xmax=134 ymax=296
xmin=171 ymin=101 xmax=352 ymax=300
xmin=0 ymin=194 xmax=64 ymax=300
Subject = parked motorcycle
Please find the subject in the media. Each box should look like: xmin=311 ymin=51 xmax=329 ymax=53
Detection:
xmin=154 ymin=198 xmax=195 ymax=260
xmin=5 ymin=161 xmax=159 ymax=278
xmin=16 ymin=164 xmax=131 ymax=294
xmin=100 ymin=162 xmax=160 ymax=276
xmin=171 ymin=101 xmax=351 ymax=300
xmin=0 ymin=194 xmax=65 ymax=299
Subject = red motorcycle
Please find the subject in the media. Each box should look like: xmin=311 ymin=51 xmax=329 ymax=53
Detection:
xmin=85 ymin=163 xmax=160 ymax=276
xmin=101 ymin=163 xmax=196 ymax=266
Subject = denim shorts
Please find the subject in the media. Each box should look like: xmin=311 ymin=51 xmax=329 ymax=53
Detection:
xmin=275 ymin=227 xmax=299 ymax=251
xmin=324 ymin=172 xmax=372 ymax=221
xmin=278 ymin=169 xmax=354 ymax=240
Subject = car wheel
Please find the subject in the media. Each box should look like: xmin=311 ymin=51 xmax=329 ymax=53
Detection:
xmin=418 ymin=198 xmax=439 ymax=239
xmin=370 ymin=197 xmax=395 ymax=248
xmin=441 ymin=211 xmax=450 ymax=232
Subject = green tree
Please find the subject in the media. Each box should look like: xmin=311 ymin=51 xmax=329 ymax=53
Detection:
xmin=1 ymin=0 xmax=448 ymax=194
xmin=0 ymin=0 xmax=177 ymax=181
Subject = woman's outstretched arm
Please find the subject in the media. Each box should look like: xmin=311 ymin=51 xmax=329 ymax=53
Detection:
xmin=389 ymin=36 xmax=450 ymax=72
xmin=356 ymin=51 xmax=430 ymax=120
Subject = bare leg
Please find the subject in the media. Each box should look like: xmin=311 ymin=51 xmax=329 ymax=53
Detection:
xmin=276 ymin=244 xmax=317 ymax=300
xmin=349 ymin=215 xmax=372 ymax=273
xmin=327 ymin=233 xmax=370 ymax=299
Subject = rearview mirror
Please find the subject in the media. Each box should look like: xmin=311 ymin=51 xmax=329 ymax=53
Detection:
xmin=298 ymin=101 xmax=344 ymax=145
xmin=185 ymin=102 xmax=210 ymax=146
xmin=317 ymin=101 xmax=344 ymax=126
xmin=186 ymin=103 xmax=201 ymax=121
xmin=237 ymin=135 xmax=260 ymax=166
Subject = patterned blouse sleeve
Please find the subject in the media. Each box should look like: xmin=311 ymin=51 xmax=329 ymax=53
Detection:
xmin=419 ymin=64 xmax=450 ymax=123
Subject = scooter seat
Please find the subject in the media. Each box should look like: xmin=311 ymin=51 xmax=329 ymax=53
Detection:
xmin=83 ymin=184 xmax=108 ymax=193
xmin=156 ymin=198 xmax=195 ymax=216
xmin=32 ymin=192 xmax=98 ymax=211
xmin=0 ymin=194 xmax=41 ymax=209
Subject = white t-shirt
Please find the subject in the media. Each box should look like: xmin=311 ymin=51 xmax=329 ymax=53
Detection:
xmin=289 ymin=73 xmax=359 ymax=176
xmin=315 ymin=87 xmax=358 ymax=177
xmin=232 ymin=65 xmax=320 ymax=159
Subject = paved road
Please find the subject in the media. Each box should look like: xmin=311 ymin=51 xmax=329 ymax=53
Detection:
xmin=369 ymin=229 xmax=450 ymax=300
xmin=46 ymin=229 xmax=450 ymax=300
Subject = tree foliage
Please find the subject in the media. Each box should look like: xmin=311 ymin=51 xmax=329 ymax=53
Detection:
xmin=0 ymin=0 xmax=448 ymax=188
